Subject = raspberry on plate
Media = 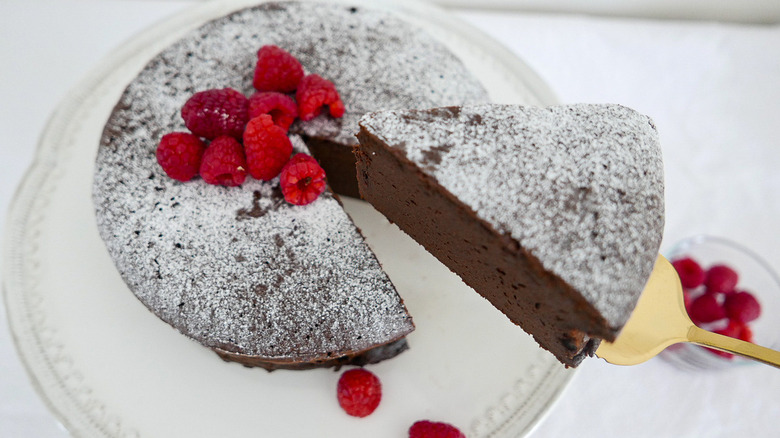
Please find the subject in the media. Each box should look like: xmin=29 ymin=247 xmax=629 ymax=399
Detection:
xmin=671 ymin=257 xmax=705 ymax=289
xmin=704 ymin=264 xmax=739 ymax=294
xmin=248 ymin=91 xmax=298 ymax=131
xmin=409 ymin=420 xmax=466 ymax=438
xmin=280 ymin=153 xmax=327 ymax=206
xmin=723 ymin=290 xmax=762 ymax=323
xmin=296 ymin=74 xmax=345 ymax=121
xmin=199 ymin=136 xmax=247 ymax=186
xmin=181 ymin=88 xmax=249 ymax=140
xmin=253 ymin=45 xmax=304 ymax=93
xmin=243 ymin=114 xmax=293 ymax=181
xmin=336 ymin=368 xmax=382 ymax=418
xmin=156 ymin=132 xmax=206 ymax=182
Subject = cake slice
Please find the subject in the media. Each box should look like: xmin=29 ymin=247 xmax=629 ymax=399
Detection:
xmin=355 ymin=104 xmax=665 ymax=366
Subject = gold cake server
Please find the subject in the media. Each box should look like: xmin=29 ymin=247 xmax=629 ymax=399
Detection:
xmin=595 ymin=255 xmax=780 ymax=368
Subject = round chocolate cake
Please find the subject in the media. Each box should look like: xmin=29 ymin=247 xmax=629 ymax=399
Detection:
xmin=93 ymin=1 xmax=488 ymax=370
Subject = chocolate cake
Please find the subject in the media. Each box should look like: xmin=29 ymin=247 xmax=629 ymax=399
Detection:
xmin=93 ymin=2 xmax=488 ymax=370
xmin=355 ymin=104 xmax=665 ymax=366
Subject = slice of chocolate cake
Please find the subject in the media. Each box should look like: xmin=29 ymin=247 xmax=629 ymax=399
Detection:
xmin=93 ymin=2 xmax=488 ymax=370
xmin=355 ymin=104 xmax=665 ymax=366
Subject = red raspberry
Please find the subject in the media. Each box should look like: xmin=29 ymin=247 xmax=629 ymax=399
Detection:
xmin=199 ymin=136 xmax=247 ymax=186
xmin=409 ymin=420 xmax=466 ymax=438
xmin=253 ymin=45 xmax=304 ymax=93
xmin=280 ymin=153 xmax=327 ymax=206
xmin=156 ymin=132 xmax=206 ymax=182
xmin=723 ymin=290 xmax=761 ymax=323
xmin=248 ymin=91 xmax=298 ymax=132
xmin=688 ymin=293 xmax=726 ymax=323
xmin=671 ymin=257 xmax=705 ymax=289
xmin=243 ymin=115 xmax=293 ymax=181
xmin=336 ymin=368 xmax=382 ymax=418
xmin=296 ymin=74 xmax=345 ymax=121
xmin=739 ymin=322 xmax=754 ymax=342
xmin=718 ymin=319 xmax=746 ymax=338
xmin=181 ymin=88 xmax=249 ymax=140
xmin=704 ymin=264 xmax=739 ymax=294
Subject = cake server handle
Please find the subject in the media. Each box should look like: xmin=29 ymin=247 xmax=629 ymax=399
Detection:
xmin=595 ymin=255 xmax=780 ymax=369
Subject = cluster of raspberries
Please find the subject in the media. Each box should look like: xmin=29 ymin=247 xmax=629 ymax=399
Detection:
xmin=672 ymin=257 xmax=762 ymax=359
xmin=156 ymin=45 xmax=344 ymax=206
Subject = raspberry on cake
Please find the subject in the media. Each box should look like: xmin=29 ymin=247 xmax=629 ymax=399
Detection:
xmin=296 ymin=74 xmax=345 ymax=121
xmin=243 ymin=114 xmax=293 ymax=181
xmin=199 ymin=136 xmax=247 ymax=187
xmin=180 ymin=88 xmax=249 ymax=140
xmin=253 ymin=44 xmax=304 ymax=93
xmin=156 ymin=132 xmax=206 ymax=182
xmin=355 ymin=104 xmax=665 ymax=366
xmin=279 ymin=153 xmax=327 ymax=206
xmin=248 ymin=91 xmax=298 ymax=131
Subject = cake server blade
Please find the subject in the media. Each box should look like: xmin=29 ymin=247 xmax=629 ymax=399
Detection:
xmin=594 ymin=255 xmax=780 ymax=368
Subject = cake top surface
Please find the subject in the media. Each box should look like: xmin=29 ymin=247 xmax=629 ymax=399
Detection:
xmin=115 ymin=1 xmax=487 ymax=148
xmin=359 ymin=104 xmax=665 ymax=329
xmin=91 ymin=0 xmax=515 ymax=359
xmin=95 ymin=129 xmax=413 ymax=358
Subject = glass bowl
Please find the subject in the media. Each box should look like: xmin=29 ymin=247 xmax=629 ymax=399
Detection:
xmin=659 ymin=235 xmax=780 ymax=371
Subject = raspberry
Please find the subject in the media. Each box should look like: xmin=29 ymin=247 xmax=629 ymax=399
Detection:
xmin=296 ymin=74 xmax=345 ymax=121
xmin=199 ymin=136 xmax=247 ymax=186
xmin=409 ymin=420 xmax=466 ymax=438
xmin=279 ymin=153 xmax=327 ymax=206
xmin=671 ymin=257 xmax=705 ymax=289
xmin=248 ymin=91 xmax=298 ymax=131
xmin=253 ymin=45 xmax=304 ymax=93
xmin=704 ymin=264 xmax=739 ymax=294
xmin=181 ymin=88 xmax=249 ymax=140
xmin=723 ymin=290 xmax=761 ymax=323
xmin=243 ymin=115 xmax=293 ymax=181
xmin=739 ymin=323 xmax=754 ymax=342
xmin=688 ymin=293 xmax=726 ymax=323
xmin=336 ymin=368 xmax=381 ymax=418
xmin=156 ymin=132 xmax=206 ymax=181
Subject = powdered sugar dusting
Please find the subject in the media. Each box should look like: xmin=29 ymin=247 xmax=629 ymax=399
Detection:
xmin=105 ymin=1 xmax=487 ymax=149
xmin=89 ymin=1 xmax=511 ymax=360
xmin=360 ymin=104 xmax=664 ymax=329
xmin=96 ymin=127 xmax=413 ymax=359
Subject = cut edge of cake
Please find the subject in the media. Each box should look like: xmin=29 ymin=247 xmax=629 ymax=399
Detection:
xmin=354 ymin=103 xmax=664 ymax=366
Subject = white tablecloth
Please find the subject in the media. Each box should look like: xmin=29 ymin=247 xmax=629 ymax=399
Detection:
xmin=2 ymin=1 xmax=779 ymax=436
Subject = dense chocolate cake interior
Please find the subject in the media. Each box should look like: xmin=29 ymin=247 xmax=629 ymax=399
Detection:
xmin=355 ymin=104 xmax=664 ymax=366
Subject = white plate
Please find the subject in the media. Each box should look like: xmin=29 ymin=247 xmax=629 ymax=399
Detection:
xmin=2 ymin=0 xmax=572 ymax=437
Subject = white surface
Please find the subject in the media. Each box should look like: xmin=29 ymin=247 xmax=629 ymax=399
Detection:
xmin=1 ymin=0 xmax=779 ymax=437
xmin=433 ymin=0 xmax=780 ymax=24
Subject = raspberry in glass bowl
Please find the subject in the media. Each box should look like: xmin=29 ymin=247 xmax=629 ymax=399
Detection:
xmin=660 ymin=235 xmax=780 ymax=370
